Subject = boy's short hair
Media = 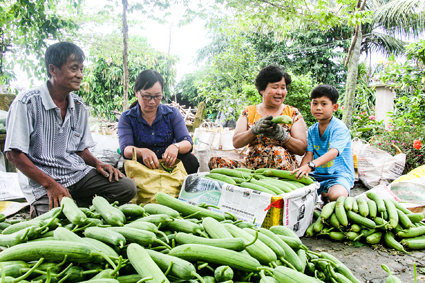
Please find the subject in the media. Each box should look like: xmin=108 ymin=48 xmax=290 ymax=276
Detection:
xmin=45 ymin=42 xmax=85 ymax=78
xmin=310 ymin=84 xmax=339 ymax=104
xmin=255 ymin=65 xmax=292 ymax=96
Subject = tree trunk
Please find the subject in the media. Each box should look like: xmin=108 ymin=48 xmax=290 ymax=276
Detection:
xmin=0 ymin=28 xmax=4 ymax=75
xmin=342 ymin=24 xmax=362 ymax=129
xmin=122 ymin=0 xmax=129 ymax=111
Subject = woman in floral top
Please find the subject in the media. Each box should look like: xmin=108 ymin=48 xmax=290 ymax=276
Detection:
xmin=209 ymin=65 xmax=307 ymax=171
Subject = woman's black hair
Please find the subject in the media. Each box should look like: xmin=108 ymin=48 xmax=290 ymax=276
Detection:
xmin=254 ymin=65 xmax=292 ymax=96
xmin=130 ymin=69 xmax=164 ymax=108
xmin=45 ymin=42 xmax=85 ymax=78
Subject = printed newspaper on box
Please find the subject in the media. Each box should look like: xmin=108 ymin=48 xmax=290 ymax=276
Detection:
xmin=178 ymin=173 xmax=319 ymax=236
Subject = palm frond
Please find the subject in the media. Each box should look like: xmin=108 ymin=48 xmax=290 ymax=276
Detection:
xmin=373 ymin=0 xmax=425 ymax=38
xmin=361 ymin=31 xmax=407 ymax=57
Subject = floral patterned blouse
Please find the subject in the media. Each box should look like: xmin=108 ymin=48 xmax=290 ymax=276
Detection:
xmin=243 ymin=104 xmax=303 ymax=170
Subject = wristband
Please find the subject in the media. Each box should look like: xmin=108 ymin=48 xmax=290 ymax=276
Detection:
xmin=172 ymin=143 xmax=180 ymax=153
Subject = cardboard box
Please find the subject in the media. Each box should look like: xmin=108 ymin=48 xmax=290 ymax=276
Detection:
xmin=178 ymin=173 xmax=319 ymax=236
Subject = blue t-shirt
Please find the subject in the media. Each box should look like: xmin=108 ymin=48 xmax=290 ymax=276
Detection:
xmin=307 ymin=116 xmax=354 ymax=185
xmin=118 ymin=103 xmax=193 ymax=159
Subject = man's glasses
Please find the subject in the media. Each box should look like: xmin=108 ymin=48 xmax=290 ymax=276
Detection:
xmin=140 ymin=94 xmax=163 ymax=101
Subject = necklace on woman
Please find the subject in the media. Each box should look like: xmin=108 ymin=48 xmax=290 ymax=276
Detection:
xmin=142 ymin=112 xmax=157 ymax=119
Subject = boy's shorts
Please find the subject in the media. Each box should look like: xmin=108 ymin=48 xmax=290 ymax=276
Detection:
xmin=309 ymin=173 xmax=352 ymax=195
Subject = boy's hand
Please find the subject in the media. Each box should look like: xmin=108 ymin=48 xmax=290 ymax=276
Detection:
xmin=251 ymin=115 xmax=274 ymax=135
xmin=292 ymin=164 xmax=312 ymax=179
xmin=264 ymin=123 xmax=288 ymax=142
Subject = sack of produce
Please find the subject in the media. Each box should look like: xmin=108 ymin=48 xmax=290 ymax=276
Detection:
xmin=125 ymin=148 xmax=187 ymax=205
xmin=357 ymin=142 xmax=406 ymax=188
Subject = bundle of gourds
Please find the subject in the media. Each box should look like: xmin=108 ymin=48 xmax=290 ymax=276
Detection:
xmin=0 ymin=191 xmax=389 ymax=283
xmin=306 ymin=191 xmax=425 ymax=252
xmin=204 ymin=168 xmax=315 ymax=195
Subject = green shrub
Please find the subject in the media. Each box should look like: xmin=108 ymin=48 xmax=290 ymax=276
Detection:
xmin=369 ymin=122 xmax=424 ymax=174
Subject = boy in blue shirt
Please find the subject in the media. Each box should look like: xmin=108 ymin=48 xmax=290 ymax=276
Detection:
xmin=292 ymin=84 xmax=354 ymax=203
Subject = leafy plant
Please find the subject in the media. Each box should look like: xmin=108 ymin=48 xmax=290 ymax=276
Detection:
xmin=284 ymin=72 xmax=315 ymax=127
xmin=374 ymin=50 xmax=425 ymax=129
xmin=369 ymin=122 xmax=425 ymax=174
xmin=361 ymin=40 xmax=425 ymax=174
xmin=195 ymin=34 xmax=258 ymax=119
xmin=175 ymin=71 xmax=207 ymax=108
xmin=78 ymin=35 xmax=178 ymax=120
xmin=1 ymin=0 xmax=82 ymax=83
xmin=247 ymin=29 xmax=350 ymax=87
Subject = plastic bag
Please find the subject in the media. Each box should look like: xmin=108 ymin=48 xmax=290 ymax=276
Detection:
xmin=0 ymin=110 xmax=7 ymax=134
xmin=89 ymin=133 xmax=121 ymax=167
xmin=193 ymin=123 xmax=246 ymax=172
xmin=351 ymin=138 xmax=369 ymax=182
xmin=393 ymin=164 xmax=425 ymax=183
xmin=280 ymin=182 xmax=319 ymax=237
xmin=124 ymin=149 xmax=187 ymax=205
xmin=390 ymin=181 xmax=425 ymax=206
xmin=193 ymin=123 xmax=236 ymax=153
xmin=357 ymin=143 xmax=406 ymax=189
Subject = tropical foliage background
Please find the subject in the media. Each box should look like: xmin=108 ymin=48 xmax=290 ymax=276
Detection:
xmin=1 ymin=0 xmax=424 ymax=172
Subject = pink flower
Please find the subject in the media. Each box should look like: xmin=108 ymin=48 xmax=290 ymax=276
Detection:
xmin=391 ymin=140 xmax=395 ymax=143
xmin=361 ymin=111 xmax=367 ymax=115
xmin=341 ymin=106 xmax=345 ymax=110
xmin=369 ymin=115 xmax=375 ymax=120
xmin=356 ymin=116 xmax=361 ymax=119
xmin=402 ymin=143 xmax=405 ymax=145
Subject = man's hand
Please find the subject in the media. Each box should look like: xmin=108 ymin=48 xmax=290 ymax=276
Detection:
xmin=251 ymin=115 xmax=274 ymax=135
xmin=263 ymin=123 xmax=289 ymax=142
xmin=6 ymin=150 xmax=72 ymax=210
xmin=96 ymin=163 xmax=124 ymax=182
xmin=45 ymin=182 xmax=72 ymax=209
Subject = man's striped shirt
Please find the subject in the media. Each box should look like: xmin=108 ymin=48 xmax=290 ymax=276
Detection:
xmin=5 ymin=82 xmax=94 ymax=204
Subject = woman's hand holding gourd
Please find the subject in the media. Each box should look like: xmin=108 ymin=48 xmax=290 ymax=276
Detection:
xmin=251 ymin=115 xmax=274 ymax=135
xmin=263 ymin=123 xmax=289 ymax=142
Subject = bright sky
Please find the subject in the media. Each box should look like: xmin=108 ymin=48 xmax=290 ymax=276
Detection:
xmin=135 ymin=15 xmax=209 ymax=81
xmin=10 ymin=2 xmax=210 ymax=92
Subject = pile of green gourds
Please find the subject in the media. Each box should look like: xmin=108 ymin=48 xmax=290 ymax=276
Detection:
xmin=0 ymin=191 xmax=402 ymax=283
xmin=306 ymin=192 xmax=425 ymax=253
xmin=204 ymin=168 xmax=314 ymax=195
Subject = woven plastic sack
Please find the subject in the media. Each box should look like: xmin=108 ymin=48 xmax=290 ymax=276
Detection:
xmin=393 ymin=165 xmax=425 ymax=183
xmin=351 ymin=138 xmax=369 ymax=182
xmin=357 ymin=143 xmax=406 ymax=189
xmin=124 ymin=148 xmax=187 ymax=205
xmin=193 ymin=124 xmax=235 ymax=153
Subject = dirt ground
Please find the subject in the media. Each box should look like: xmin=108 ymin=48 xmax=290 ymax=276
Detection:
xmin=301 ymin=182 xmax=425 ymax=283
